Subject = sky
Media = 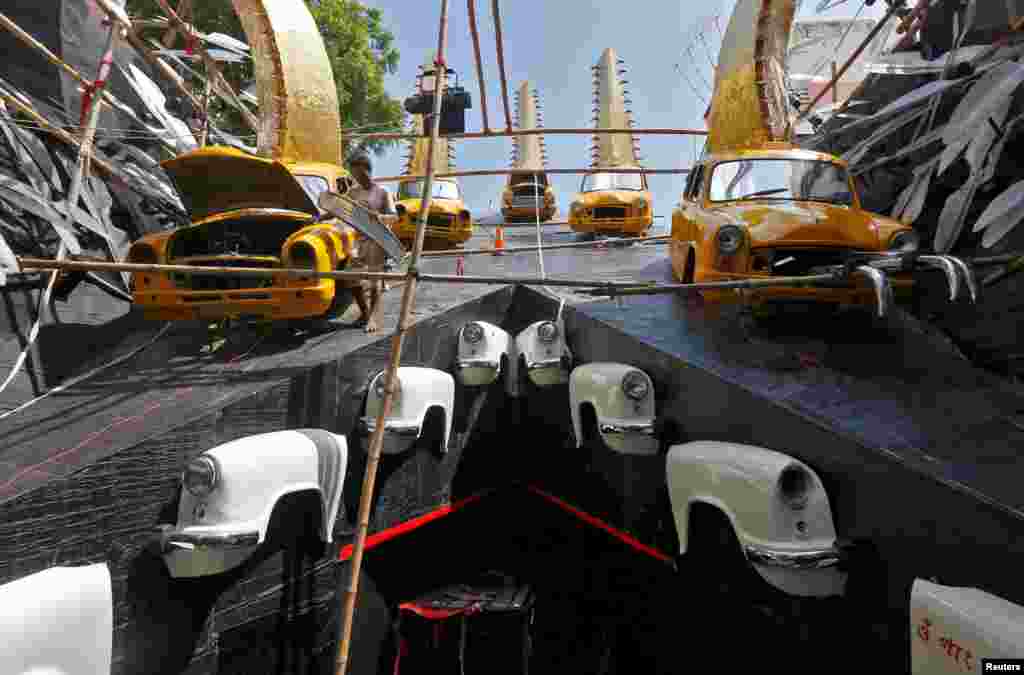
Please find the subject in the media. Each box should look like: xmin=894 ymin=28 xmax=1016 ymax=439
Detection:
xmin=362 ymin=0 xmax=888 ymax=228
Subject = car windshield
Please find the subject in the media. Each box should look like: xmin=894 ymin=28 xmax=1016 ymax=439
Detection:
xmin=708 ymin=159 xmax=853 ymax=205
xmin=580 ymin=172 xmax=644 ymax=192
xmin=398 ymin=180 xmax=460 ymax=200
xmin=510 ymin=173 xmax=547 ymax=187
xmin=295 ymin=175 xmax=330 ymax=203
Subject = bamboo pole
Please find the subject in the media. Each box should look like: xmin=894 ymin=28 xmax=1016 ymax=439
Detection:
xmin=0 ymin=88 xmax=121 ymax=182
xmin=491 ymin=0 xmax=512 ymax=130
xmin=576 ymin=272 xmax=847 ymax=295
xmin=374 ymin=167 xmax=691 ymax=182
xmin=0 ymin=15 xmax=121 ymax=396
xmin=0 ymin=10 xmax=161 ymax=145
xmin=349 ymin=127 xmax=707 ymax=141
xmin=199 ymin=75 xmax=213 ymax=146
xmin=466 ymin=0 xmax=491 ymax=133
xmin=17 ymin=257 xmax=406 ymax=281
xmin=161 ymin=0 xmax=192 ymax=48
xmin=334 ymin=1 xmax=451 ymax=673
xmin=420 ymin=234 xmax=670 ymax=257
xmin=14 ymin=256 xmax=656 ymax=289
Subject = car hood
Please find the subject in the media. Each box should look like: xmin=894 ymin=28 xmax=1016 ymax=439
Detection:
xmin=161 ymin=146 xmax=317 ymax=221
xmin=709 ymin=201 xmax=881 ymax=249
xmin=398 ymin=198 xmax=465 ymax=214
xmin=574 ymin=190 xmax=650 ymax=207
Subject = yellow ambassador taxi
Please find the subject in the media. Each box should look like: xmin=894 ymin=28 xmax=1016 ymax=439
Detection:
xmin=670 ymin=145 xmax=922 ymax=308
xmin=391 ymin=178 xmax=473 ymax=249
xmin=126 ymin=146 xmax=360 ymax=323
xmin=501 ymin=172 xmax=557 ymax=223
xmin=568 ymin=169 xmax=653 ymax=237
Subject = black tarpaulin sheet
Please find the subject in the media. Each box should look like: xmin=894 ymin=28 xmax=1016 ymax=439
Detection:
xmin=0 ymin=0 xmax=151 ymax=130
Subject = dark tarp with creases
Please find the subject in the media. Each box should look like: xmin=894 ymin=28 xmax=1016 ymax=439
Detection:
xmin=0 ymin=0 xmax=152 ymax=131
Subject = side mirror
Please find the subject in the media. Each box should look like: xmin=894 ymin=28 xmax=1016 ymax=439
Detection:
xmin=317 ymin=191 xmax=406 ymax=262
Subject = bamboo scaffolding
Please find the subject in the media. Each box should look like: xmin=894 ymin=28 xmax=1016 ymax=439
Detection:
xmin=349 ymin=126 xmax=707 ymax=141
xmin=16 ymin=258 xmax=405 ymax=281
xmin=491 ymin=0 xmax=513 ymax=130
xmin=0 ymin=9 xmax=122 ymax=395
xmin=466 ymin=0 xmax=491 ymax=133
xmin=151 ymin=0 xmax=260 ymax=134
xmin=420 ymin=234 xmax=670 ymax=257
xmin=0 ymin=78 xmax=121 ymax=182
xmin=95 ymin=0 xmax=131 ymax=31
xmin=18 ymin=248 xmax=1015 ymax=283
xmin=334 ymin=1 xmax=451 ymax=673
xmin=13 ymin=256 xmax=664 ymax=289
xmin=575 ymin=273 xmax=847 ymax=296
xmin=374 ymin=166 xmax=691 ymax=182
xmin=0 ymin=10 xmax=160 ymax=141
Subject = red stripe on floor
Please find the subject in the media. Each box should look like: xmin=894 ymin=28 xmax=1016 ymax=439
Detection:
xmin=338 ymin=490 xmax=494 ymax=561
xmin=527 ymin=485 xmax=675 ymax=565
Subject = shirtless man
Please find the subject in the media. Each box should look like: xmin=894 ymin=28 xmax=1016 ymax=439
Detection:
xmin=346 ymin=152 xmax=396 ymax=333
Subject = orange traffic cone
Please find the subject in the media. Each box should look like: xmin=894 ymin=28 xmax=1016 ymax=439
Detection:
xmin=493 ymin=225 xmax=505 ymax=255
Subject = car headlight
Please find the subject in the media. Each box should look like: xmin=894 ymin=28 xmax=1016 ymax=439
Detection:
xmin=374 ymin=371 xmax=402 ymax=398
xmin=777 ymin=464 xmax=811 ymax=511
xmin=463 ymin=321 xmax=485 ymax=344
xmin=127 ymin=242 xmax=158 ymax=264
xmin=621 ymin=370 xmax=650 ymax=401
xmin=716 ymin=225 xmax=745 ymax=255
xmin=537 ymin=321 xmax=558 ymax=343
xmin=889 ymin=230 xmax=920 ymax=252
xmin=289 ymin=241 xmax=318 ymax=269
xmin=183 ymin=455 xmax=219 ymax=498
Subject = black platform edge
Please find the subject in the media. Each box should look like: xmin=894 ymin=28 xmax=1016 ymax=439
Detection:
xmin=507 ymin=286 xmax=1024 ymax=613
xmin=0 ymin=284 xmax=523 ymax=675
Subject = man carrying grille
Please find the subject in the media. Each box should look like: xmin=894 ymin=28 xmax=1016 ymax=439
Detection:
xmin=345 ymin=152 xmax=397 ymax=333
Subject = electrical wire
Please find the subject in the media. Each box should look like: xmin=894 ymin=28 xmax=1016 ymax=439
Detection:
xmin=0 ymin=322 xmax=172 ymax=421
xmin=809 ymin=0 xmax=868 ymax=78
xmin=532 ymin=182 xmax=566 ymax=320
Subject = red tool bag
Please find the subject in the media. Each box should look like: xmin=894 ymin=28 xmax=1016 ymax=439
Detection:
xmin=391 ymin=573 xmax=535 ymax=675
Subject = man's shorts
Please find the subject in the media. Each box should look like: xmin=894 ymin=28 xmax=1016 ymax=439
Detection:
xmin=344 ymin=238 xmax=387 ymax=292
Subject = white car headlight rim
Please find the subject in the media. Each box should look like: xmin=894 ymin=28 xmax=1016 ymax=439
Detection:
xmin=717 ymin=225 xmax=745 ymax=255
xmin=777 ymin=464 xmax=812 ymax=511
xmin=889 ymin=230 xmax=920 ymax=252
xmin=374 ymin=371 xmax=402 ymax=399
xmin=463 ymin=322 xmax=485 ymax=344
xmin=621 ymin=370 xmax=650 ymax=401
xmin=183 ymin=455 xmax=219 ymax=498
xmin=537 ymin=321 xmax=558 ymax=343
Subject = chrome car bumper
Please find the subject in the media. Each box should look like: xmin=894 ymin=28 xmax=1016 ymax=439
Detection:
xmin=456 ymin=358 xmax=501 ymax=370
xmin=599 ymin=421 xmax=656 ymax=436
xmin=527 ymin=357 xmax=563 ymax=371
xmin=744 ymin=543 xmax=843 ymax=570
xmin=361 ymin=418 xmax=420 ymax=436
xmin=158 ymin=526 xmax=260 ymax=551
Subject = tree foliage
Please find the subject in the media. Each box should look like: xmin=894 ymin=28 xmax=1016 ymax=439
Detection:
xmin=129 ymin=0 xmax=403 ymax=157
